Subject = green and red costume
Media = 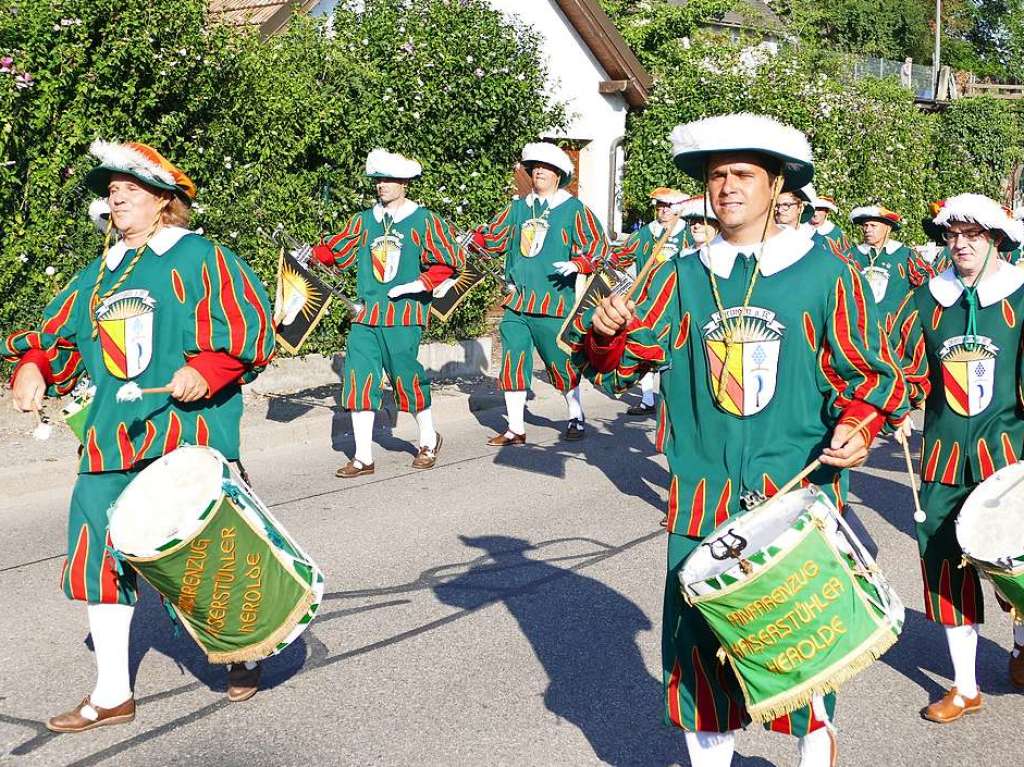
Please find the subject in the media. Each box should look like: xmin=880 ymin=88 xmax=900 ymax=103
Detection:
xmin=813 ymin=221 xmax=852 ymax=261
xmin=4 ymin=227 xmax=276 ymax=605
xmin=849 ymin=241 xmax=917 ymax=332
xmin=892 ymin=262 xmax=1024 ymax=626
xmin=313 ymin=201 xmax=463 ymax=412
xmin=574 ymin=228 xmax=907 ymax=736
xmin=475 ymin=190 xmax=608 ymax=393
xmin=612 ymin=220 xmax=691 ymax=272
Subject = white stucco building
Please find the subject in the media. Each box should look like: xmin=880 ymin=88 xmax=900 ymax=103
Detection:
xmin=208 ymin=0 xmax=651 ymax=239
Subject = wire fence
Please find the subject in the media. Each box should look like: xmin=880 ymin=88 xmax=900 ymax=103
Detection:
xmin=848 ymin=55 xmax=936 ymax=100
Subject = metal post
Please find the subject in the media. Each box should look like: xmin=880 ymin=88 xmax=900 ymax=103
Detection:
xmin=933 ymin=0 xmax=942 ymax=99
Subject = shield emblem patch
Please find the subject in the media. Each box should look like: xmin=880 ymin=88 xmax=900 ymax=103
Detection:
xmin=520 ymin=218 xmax=549 ymax=258
xmin=863 ymin=264 xmax=890 ymax=303
xmin=371 ymin=235 xmax=403 ymax=283
xmin=95 ymin=290 xmax=156 ymax=380
xmin=703 ymin=307 xmax=786 ymax=417
xmin=939 ymin=335 xmax=999 ymax=417
xmin=655 ymin=241 xmax=680 ymax=263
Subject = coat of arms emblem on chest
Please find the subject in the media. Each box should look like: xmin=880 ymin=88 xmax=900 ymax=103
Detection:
xmin=938 ymin=335 xmax=998 ymax=417
xmin=95 ymin=289 xmax=156 ymax=380
xmin=863 ymin=263 xmax=891 ymax=303
xmin=371 ymin=233 xmax=403 ymax=283
xmin=703 ymin=307 xmax=785 ymax=417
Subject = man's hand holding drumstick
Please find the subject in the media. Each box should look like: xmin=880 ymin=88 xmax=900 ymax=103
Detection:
xmin=591 ymin=295 xmax=637 ymax=338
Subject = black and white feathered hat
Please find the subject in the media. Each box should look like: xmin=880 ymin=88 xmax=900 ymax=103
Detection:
xmin=669 ymin=113 xmax=814 ymax=192
xmin=365 ymin=149 xmax=422 ymax=180
xmin=521 ymin=142 xmax=574 ymax=187
xmin=934 ymin=193 xmax=1024 ymax=252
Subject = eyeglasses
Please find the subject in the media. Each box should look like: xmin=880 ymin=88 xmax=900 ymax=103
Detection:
xmin=774 ymin=202 xmax=799 ymax=211
xmin=943 ymin=229 xmax=988 ymax=244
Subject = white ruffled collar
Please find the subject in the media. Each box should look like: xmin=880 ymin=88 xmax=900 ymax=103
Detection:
xmin=373 ymin=199 xmax=419 ymax=224
xmin=816 ymin=220 xmax=836 ymax=236
xmin=698 ymin=225 xmax=815 ymax=278
xmin=929 ymin=261 xmax=1024 ymax=308
xmin=856 ymin=240 xmax=903 ymax=256
xmin=105 ymin=226 xmax=191 ymax=271
xmin=524 ymin=189 xmax=572 ymax=211
xmin=648 ymin=220 xmax=687 ymax=238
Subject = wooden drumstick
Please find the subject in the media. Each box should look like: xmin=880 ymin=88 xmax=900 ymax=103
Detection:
xmin=115 ymin=383 xmax=174 ymax=403
xmin=774 ymin=413 xmax=879 ymax=499
xmin=623 ymin=227 xmax=672 ymax=303
xmin=899 ymin=434 xmax=926 ymax=523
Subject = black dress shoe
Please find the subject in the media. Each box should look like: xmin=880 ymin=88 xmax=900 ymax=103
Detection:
xmin=627 ymin=403 xmax=655 ymax=416
xmin=563 ymin=418 xmax=586 ymax=441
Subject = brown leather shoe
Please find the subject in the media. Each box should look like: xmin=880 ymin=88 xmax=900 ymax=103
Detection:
xmin=336 ymin=459 xmax=374 ymax=478
xmin=46 ymin=696 xmax=135 ymax=733
xmin=487 ymin=431 xmax=526 ymax=446
xmin=227 ymin=662 xmax=261 ymax=703
xmin=412 ymin=433 xmax=443 ymax=469
xmin=1010 ymin=644 xmax=1024 ymax=688
xmin=922 ymin=687 xmax=983 ymax=723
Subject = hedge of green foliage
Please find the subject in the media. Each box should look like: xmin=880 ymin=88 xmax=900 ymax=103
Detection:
xmin=0 ymin=0 xmax=561 ymax=359
xmin=621 ymin=41 xmax=1024 ymax=244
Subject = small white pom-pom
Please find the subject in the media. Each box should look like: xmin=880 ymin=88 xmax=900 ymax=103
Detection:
xmin=914 ymin=510 xmax=926 ymax=524
xmin=116 ymin=382 xmax=143 ymax=403
xmin=32 ymin=422 xmax=52 ymax=441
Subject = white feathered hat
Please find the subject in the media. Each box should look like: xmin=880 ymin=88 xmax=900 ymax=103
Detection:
xmin=649 ymin=186 xmax=687 ymax=214
xmin=521 ymin=142 xmax=574 ymax=187
xmin=677 ymin=194 xmax=718 ymax=222
xmin=933 ymin=193 xmax=1024 ymax=252
xmin=669 ymin=113 xmax=814 ymax=192
xmin=813 ymin=195 xmax=838 ymax=213
xmin=365 ymin=149 xmax=422 ymax=180
xmin=849 ymin=205 xmax=903 ymax=230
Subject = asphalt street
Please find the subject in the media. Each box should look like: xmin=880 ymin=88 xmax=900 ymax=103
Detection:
xmin=0 ymin=372 xmax=1021 ymax=767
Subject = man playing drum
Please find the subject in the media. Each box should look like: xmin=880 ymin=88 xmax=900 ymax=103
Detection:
xmin=577 ymin=114 xmax=907 ymax=766
xmin=6 ymin=140 xmax=277 ymax=730
xmin=612 ymin=187 xmax=690 ymax=416
xmin=310 ymin=149 xmax=464 ymax=477
xmin=472 ymin=142 xmax=608 ymax=444
xmin=891 ymin=194 xmax=1024 ymax=721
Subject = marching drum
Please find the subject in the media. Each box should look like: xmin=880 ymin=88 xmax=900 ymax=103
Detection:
xmin=678 ymin=487 xmax=904 ymax=723
xmin=957 ymin=461 xmax=1024 ymax=614
xmin=109 ymin=446 xmax=325 ymax=663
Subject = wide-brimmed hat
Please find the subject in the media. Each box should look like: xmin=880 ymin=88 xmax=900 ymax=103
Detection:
xmin=850 ymin=205 xmax=903 ymax=230
xmin=794 ymin=183 xmax=817 ymax=224
xmin=365 ymin=149 xmax=422 ymax=180
xmin=521 ymin=142 xmax=574 ymax=187
xmin=934 ymin=193 xmax=1023 ymax=252
xmin=669 ymin=113 xmax=814 ymax=192
xmin=84 ymin=140 xmax=196 ymax=204
xmin=813 ymin=195 xmax=838 ymax=213
xmin=678 ymin=194 xmax=718 ymax=223
xmin=650 ymin=187 xmax=687 ymax=214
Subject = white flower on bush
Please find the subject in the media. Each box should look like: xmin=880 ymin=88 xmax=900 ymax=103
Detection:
xmin=45 ymin=266 xmax=56 ymax=276
xmin=474 ymin=68 xmax=484 ymax=78
xmin=18 ymin=253 xmax=28 ymax=263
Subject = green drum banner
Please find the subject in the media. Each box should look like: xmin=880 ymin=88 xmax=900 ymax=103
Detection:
xmin=128 ymin=497 xmax=314 ymax=664
xmin=981 ymin=565 xmax=1024 ymax=614
xmin=691 ymin=524 xmax=898 ymax=722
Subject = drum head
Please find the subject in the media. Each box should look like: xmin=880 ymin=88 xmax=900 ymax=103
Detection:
xmin=109 ymin=446 xmax=226 ymax=556
xmin=681 ymin=488 xmax=827 ymax=585
xmin=958 ymin=461 xmax=1024 ymax=565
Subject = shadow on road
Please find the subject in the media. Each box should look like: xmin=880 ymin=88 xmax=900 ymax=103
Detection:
xmin=433 ymin=534 xmax=774 ymax=767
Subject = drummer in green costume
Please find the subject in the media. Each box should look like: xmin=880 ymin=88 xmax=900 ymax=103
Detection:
xmin=5 ymin=140 xmax=276 ymax=730
xmin=471 ymin=142 xmax=609 ymax=444
xmin=612 ymin=187 xmax=690 ymax=416
xmin=574 ymin=114 xmax=907 ymax=766
xmin=891 ymin=193 xmax=1024 ymax=721
xmin=310 ymin=149 xmax=464 ymax=477
xmin=849 ymin=205 xmax=916 ymax=332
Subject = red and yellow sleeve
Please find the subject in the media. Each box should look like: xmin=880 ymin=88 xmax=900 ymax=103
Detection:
xmin=312 ymin=213 xmax=364 ymax=271
xmin=610 ymin=230 xmax=643 ymax=270
xmin=418 ymin=212 xmax=465 ymax=290
xmin=890 ymin=291 xmax=930 ymax=409
xmin=569 ymin=205 xmax=609 ymax=275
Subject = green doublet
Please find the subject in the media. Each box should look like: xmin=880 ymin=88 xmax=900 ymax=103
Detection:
xmin=4 ymin=229 xmax=275 ymax=474
xmin=614 ymin=221 xmax=691 ymax=272
xmin=850 ymin=243 xmax=915 ymax=330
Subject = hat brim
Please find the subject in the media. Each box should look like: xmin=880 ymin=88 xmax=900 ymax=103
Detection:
xmin=85 ymin=165 xmax=190 ymax=203
xmin=673 ymin=149 xmax=813 ymax=193
xmin=367 ymin=172 xmax=417 ymax=180
xmin=852 ymin=215 xmax=903 ymax=231
xmin=522 ymin=160 xmax=574 ymax=189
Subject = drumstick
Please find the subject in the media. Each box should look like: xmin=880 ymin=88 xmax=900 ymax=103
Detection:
xmin=31 ymin=408 xmax=52 ymax=441
xmin=899 ymin=435 xmax=926 ymax=523
xmin=623 ymin=229 xmax=671 ymax=303
xmin=773 ymin=413 xmax=879 ymax=499
xmin=115 ymin=382 xmax=174 ymax=403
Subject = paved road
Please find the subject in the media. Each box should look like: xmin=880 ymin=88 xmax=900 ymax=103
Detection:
xmin=0 ymin=375 xmax=1021 ymax=766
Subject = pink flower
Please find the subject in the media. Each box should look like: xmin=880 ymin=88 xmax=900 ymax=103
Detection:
xmin=0 ymin=56 xmax=12 ymax=73
xmin=14 ymin=72 xmax=32 ymax=89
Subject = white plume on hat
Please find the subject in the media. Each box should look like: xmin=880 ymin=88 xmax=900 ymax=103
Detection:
xmin=678 ymin=194 xmax=718 ymax=222
xmin=813 ymin=196 xmax=838 ymax=213
xmin=521 ymin=142 xmax=574 ymax=183
xmin=88 ymin=197 xmax=111 ymax=234
xmin=849 ymin=205 xmax=902 ymax=228
xmin=669 ymin=113 xmax=814 ymax=191
xmin=934 ymin=193 xmax=1024 ymax=248
xmin=89 ymin=139 xmax=177 ymax=187
xmin=365 ymin=148 xmax=422 ymax=179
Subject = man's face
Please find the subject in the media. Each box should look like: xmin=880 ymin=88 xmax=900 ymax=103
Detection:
xmin=773 ymin=192 xmax=803 ymax=227
xmin=690 ymin=220 xmax=718 ymax=245
xmin=530 ymin=163 xmax=561 ymax=195
xmin=861 ymin=220 xmax=891 ymax=247
xmin=810 ymin=208 xmax=829 ymax=226
xmin=376 ymin=178 xmax=409 ymax=205
xmin=706 ymin=154 xmax=778 ymax=232
xmin=655 ymin=201 xmax=678 ymax=225
xmin=107 ymin=173 xmax=167 ymax=234
xmin=945 ymin=222 xmax=996 ymax=273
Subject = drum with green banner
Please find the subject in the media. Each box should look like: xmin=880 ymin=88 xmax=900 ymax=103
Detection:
xmin=957 ymin=461 xmax=1024 ymax=614
xmin=679 ymin=488 xmax=904 ymax=723
xmin=109 ymin=445 xmax=324 ymax=664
